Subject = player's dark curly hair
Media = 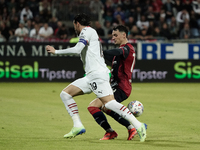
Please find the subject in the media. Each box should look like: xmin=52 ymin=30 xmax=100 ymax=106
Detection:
xmin=74 ymin=13 xmax=91 ymax=26
xmin=113 ymin=25 xmax=128 ymax=38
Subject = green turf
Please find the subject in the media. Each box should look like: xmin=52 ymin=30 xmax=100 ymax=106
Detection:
xmin=0 ymin=83 xmax=200 ymax=150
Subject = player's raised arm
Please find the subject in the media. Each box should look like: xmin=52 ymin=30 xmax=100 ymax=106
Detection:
xmin=103 ymin=48 xmax=123 ymax=62
xmin=45 ymin=41 xmax=85 ymax=55
xmin=103 ymin=48 xmax=124 ymax=56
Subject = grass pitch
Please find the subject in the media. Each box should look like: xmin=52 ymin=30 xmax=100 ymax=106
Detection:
xmin=0 ymin=82 xmax=200 ymax=150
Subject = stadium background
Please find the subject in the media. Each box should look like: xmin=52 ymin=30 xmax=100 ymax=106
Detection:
xmin=1 ymin=0 xmax=200 ymax=83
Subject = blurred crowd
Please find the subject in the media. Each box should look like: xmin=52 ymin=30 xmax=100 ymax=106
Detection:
xmin=0 ymin=0 xmax=200 ymax=42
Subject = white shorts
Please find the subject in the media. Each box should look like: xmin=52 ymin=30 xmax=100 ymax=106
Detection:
xmin=71 ymin=72 xmax=113 ymax=98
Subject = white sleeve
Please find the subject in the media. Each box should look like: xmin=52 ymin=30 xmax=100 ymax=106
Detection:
xmin=55 ymin=42 xmax=85 ymax=55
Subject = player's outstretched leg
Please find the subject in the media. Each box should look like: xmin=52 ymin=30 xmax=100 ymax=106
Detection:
xmin=105 ymin=100 xmax=147 ymax=142
xmin=64 ymin=125 xmax=86 ymax=138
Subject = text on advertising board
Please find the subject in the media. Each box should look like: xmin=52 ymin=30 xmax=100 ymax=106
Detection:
xmin=137 ymin=43 xmax=200 ymax=60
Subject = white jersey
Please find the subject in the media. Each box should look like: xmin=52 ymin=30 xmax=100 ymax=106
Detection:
xmin=55 ymin=26 xmax=110 ymax=78
xmin=78 ymin=27 xmax=109 ymax=76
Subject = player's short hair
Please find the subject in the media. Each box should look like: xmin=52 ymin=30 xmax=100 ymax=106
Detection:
xmin=113 ymin=25 xmax=128 ymax=37
xmin=74 ymin=13 xmax=90 ymax=26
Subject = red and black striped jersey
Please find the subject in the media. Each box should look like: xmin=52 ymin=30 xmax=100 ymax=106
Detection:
xmin=108 ymin=43 xmax=136 ymax=97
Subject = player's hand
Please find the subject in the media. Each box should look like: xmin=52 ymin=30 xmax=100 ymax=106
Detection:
xmin=46 ymin=45 xmax=56 ymax=54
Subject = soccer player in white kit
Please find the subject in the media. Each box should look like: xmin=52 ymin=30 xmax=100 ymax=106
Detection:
xmin=46 ymin=13 xmax=147 ymax=142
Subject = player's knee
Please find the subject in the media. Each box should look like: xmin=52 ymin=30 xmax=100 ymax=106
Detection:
xmin=102 ymin=106 xmax=111 ymax=114
xmin=60 ymin=91 xmax=65 ymax=98
xmin=87 ymin=106 xmax=101 ymax=115
xmin=88 ymin=102 xmax=93 ymax=107
xmin=60 ymin=91 xmax=72 ymax=99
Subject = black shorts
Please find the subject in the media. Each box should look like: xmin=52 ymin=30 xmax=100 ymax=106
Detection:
xmin=114 ymin=88 xmax=128 ymax=103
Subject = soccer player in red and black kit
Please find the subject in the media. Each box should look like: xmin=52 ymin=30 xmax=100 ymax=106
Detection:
xmin=88 ymin=25 xmax=138 ymax=140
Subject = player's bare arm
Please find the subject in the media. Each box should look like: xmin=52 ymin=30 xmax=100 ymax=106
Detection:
xmin=46 ymin=45 xmax=56 ymax=54
xmin=45 ymin=42 xmax=85 ymax=55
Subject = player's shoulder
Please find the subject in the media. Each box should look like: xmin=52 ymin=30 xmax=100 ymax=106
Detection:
xmin=82 ymin=26 xmax=96 ymax=34
xmin=120 ymin=43 xmax=132 ymax=50
xmin=125 ymin=43 xmax=135 ymax=52
xmin=125 ymin=43 xmax=134 ymax=48
xmin=80 ymin=27 xmax=97 ymax=38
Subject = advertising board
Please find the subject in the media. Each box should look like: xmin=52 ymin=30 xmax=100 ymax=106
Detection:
xmin=133 ymin=60 xmax=200 ymax=82
xmin=0 ymin=57 xmax=84 ymax=82
xmin=1 ymin=42 xmax=199 ymax=82
xmin=137 ymin=43 xmax=200 ymax=60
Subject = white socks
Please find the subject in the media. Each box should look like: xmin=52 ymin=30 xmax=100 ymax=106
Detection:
xmin=105 ymin=100 xmax=142 ymax=129
xmin=60 ymin=91 xmax=83 ymax=127
xmin=60 ymin=92 xmax=142 ymax=129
